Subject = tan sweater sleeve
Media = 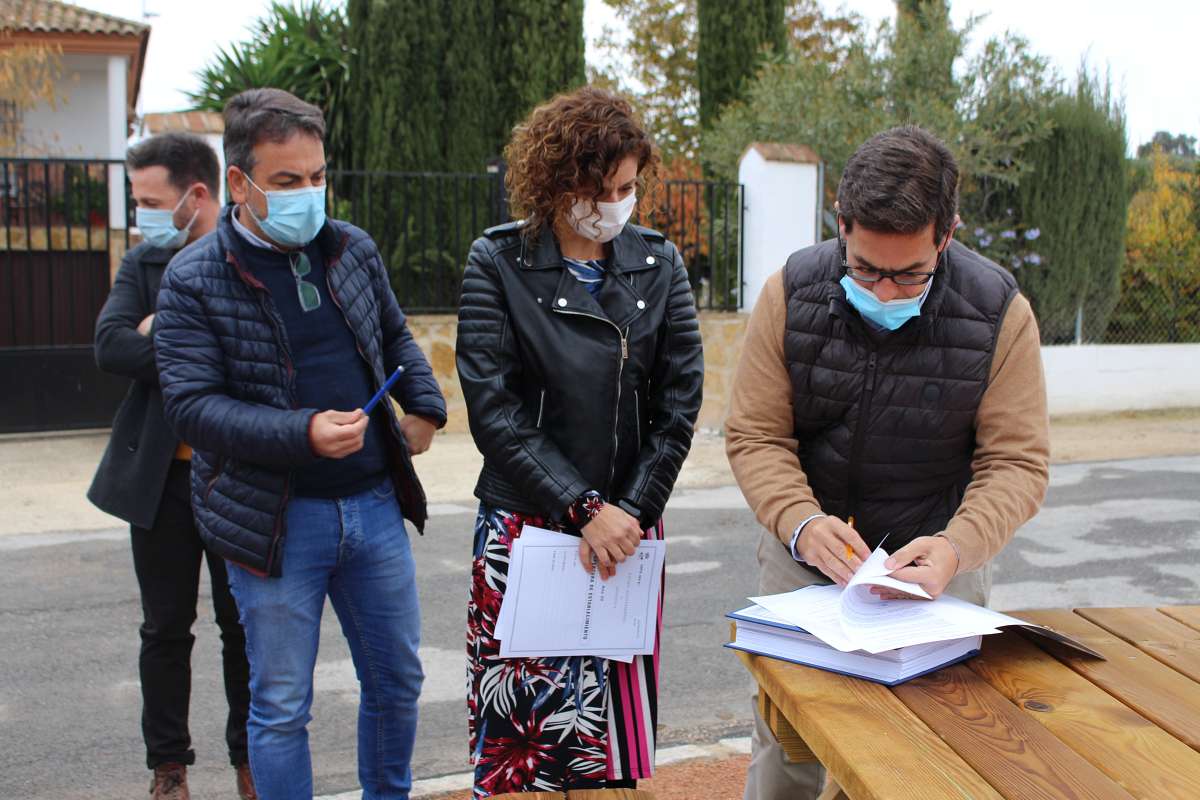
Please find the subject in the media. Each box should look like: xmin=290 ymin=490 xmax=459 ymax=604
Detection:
xmin=725 ymin=271 xmax=822 ymax=546
xmin=943 ymin=293 xmax=1050 ymax=572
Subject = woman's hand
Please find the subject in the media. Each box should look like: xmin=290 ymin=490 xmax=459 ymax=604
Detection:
xmin=579 ymin=503 xmax=643 ymax=580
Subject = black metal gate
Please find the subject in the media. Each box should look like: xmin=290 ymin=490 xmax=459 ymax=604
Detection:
xmin=0 ymin=158 xmax=133 ymax=434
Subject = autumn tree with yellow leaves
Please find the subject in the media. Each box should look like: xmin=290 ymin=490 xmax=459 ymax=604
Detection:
xmin=1107 ymin=151 xmax=1200 ymax=342
xmin=0 ymin=32 xmax=63 ymax=154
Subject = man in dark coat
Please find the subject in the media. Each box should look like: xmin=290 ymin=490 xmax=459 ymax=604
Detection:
xmin=88 ymin=132 xmax=255 ymax=800
xmin=154 ymin=88 xmax=446 ymax=800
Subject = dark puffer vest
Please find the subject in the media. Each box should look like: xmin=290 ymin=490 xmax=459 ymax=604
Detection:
xmin=783 ymin=238 xmax=1018 ymax=552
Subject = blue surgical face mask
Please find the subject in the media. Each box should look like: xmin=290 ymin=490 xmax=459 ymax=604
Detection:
xmin=135 ymin=188 xmax=198 ymax=250
xmin=244 ymin=175 xmax=326 ymax=249
xmin=839 ymin=273 xmax=935 ymax=331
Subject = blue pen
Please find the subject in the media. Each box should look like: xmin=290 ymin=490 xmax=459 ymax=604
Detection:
xmin=363 ymin=365 xmax=405 ymax=414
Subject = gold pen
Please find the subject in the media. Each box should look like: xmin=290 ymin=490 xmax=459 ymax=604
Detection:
xmin=845 ymin=516 xmax=856 ymax=560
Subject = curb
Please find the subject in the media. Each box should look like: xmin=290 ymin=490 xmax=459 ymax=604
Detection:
xmin=315 ymin=736 xmax=753 ymax=799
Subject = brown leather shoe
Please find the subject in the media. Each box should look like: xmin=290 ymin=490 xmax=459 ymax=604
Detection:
xmin=235 ymin=762 xmax=259 ymax=800
xmin=235 ymin=763 xmax=258 ymax=800
xmin=148 ymin=763 xmax=190 ymax=800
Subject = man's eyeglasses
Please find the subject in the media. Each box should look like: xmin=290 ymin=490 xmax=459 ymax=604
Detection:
xmin=290 ymin=252 xmax=321 ymax=312
xmin=840 ymin=235 xmax=940 ymax=286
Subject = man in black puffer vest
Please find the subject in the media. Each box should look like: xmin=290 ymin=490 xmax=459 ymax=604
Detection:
xmin=727 ymin=127 xmax=1050 ymax=800
xmin=155 ymin=89 xmax=446 ymax=799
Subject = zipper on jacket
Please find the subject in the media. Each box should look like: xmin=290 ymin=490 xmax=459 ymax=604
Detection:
xmin=324 ymin=245 xmax=376 ymax=396
xmin=204 ymin=456 xmax=226 ymax=502
xmin=265 ymin=475 xmax=290 ymax=576
xmin=609 ymin=333 xmax=627 ymax=491
xmin=634 ymin=388 xmax=642 ymax=447
xmin=846 ymin=349 xmax=878 ymax=521
xmin=552 ymin=307 xmax=628 ymax=493
xmin=536 ymin=390 xmax=546 ymax=428
xmin=325 ymin=245 xmax=428 ymax=533
xmin=226 ymin=251 xmax=301 ymax=569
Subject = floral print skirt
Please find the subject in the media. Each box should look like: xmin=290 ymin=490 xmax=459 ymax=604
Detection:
xmin=466 ymin=504 xmax=663 ymax=797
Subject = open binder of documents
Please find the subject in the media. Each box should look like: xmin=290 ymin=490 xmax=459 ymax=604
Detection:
xmin=727 ymin=544 xmax=1102 ymax=684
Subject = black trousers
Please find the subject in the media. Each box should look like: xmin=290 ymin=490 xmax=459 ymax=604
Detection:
xmin=130 ymin=459 xmax=250 ymax=768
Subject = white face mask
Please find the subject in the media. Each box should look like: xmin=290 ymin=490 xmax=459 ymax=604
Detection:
xmin=566 ymin=193 xmax=637 ymax=243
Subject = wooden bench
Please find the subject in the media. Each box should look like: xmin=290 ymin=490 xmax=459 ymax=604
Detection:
xmin=735 ymin=605 xmax=1200 ymax=799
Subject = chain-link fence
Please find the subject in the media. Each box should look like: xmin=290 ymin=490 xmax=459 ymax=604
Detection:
xmin=1027 ymin=291 xmax=1200 ymax=346
xmin=958 ymin=223 xmax=1198 ymax=345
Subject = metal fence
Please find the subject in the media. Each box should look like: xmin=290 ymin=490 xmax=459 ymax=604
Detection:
xmin=327 ymin=169 xmax=744 ymax=313
xmin=644 ymin=179 xmax=743 ymax=312
xmin=327 ymin=170 xmax=503 ymax=313
xmin=1010 ymin=291 xmax=1199 ymax=346
xmin=0 ymin=157 xmax=132 ymax=348
xmin=957 ymin=223 xmax=1197 ymax=346
xmin=0 ymin=157 xmax=133 ymax=432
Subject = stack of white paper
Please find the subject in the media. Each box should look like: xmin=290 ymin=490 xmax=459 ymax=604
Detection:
xmin=738 ymin=544 xmax=1102 ymax=660
xmin=727 ymin=603 xmax=983 ymax=685
xmin=495 ymin=526 xmax=667 ymax=661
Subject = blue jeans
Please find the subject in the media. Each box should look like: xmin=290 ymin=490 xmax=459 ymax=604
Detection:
xmin=226 ymin=481 xmax=423 ymax=800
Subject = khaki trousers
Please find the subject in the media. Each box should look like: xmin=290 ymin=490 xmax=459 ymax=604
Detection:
xmin=742 ymin=530 xmax=992 ymax=800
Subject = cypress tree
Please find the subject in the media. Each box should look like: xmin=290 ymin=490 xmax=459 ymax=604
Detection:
xmin=697 ymin=0 xmax=787 ymax=129
xmin=341 ymin=0 xmax=585 ymax=308
xmin=891 ymin=1 xmax=959 ymax=125
xmin=346 ymin=0 xmax=585 ymax=171
xmin=346 ymin=0 xmax=448 ymax=173
xmin=443 ymin=0 xmax=500 ymax=171
xmin=1011 ymin=72 xmax=1127 ymax=342
xmin=494 ymin=0 xmax=587 ymax=145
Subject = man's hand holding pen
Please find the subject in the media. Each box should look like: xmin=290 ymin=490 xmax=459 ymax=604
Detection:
xmin=796 ymin=516 xmax=870 ymax=587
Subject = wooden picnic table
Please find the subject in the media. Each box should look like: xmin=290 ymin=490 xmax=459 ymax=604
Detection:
xmin=734 ymin=606 xmax=1200 ymax=799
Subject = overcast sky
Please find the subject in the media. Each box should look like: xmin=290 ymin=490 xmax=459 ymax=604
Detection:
xmin=77 ymin=0 xmax=1198 ymax=153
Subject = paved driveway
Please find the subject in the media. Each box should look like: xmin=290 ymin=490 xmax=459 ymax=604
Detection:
xmin=1 ymin=456 xmax=1196 ymax=798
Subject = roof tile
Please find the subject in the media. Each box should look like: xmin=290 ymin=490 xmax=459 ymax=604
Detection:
xmin=1 ymin=0 xmax=148 ymax=37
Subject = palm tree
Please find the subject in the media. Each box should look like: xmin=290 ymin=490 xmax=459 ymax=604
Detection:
xmin=189 ymin=1 xmax=352 ymax=164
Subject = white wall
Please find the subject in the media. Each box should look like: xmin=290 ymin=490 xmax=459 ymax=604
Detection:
xmin=738 ymin=148 xmax=819 ymax=311
xmin=19 ymin=54 xmax=114 ymax=157
xmin=1043 ymin=344 xmax=1200 ymax=415
xmin=203 ymin=132 xmax=227 ymax=203
xmin=106 ymin=55 xmax=128 ymax=229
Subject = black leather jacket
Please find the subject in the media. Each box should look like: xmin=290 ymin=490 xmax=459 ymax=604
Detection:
xmin=456 ymin=221 xmax=704 ymax=526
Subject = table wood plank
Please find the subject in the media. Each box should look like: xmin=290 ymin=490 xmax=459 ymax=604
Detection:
xmin=1159 ymin=605 xmax=1200 ymax=634
xmin=894 ymin=663 xmax=1134 ymax=799
xmin=1076 ymin=607 xmax=1200 ymax=683
xmin=757 ymin=690 xmax=816 ymax=763
xmin=735 ymin=649 xmax=1002 ymax=800
xmin=967 ymin=631 xmax=1200 ymax=799
xmin=1014 ymin=609 xmax=1200 ymax=750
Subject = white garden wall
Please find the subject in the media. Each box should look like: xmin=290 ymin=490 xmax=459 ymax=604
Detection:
xmin=1042 ymin=344 xmax=1200 ymax=415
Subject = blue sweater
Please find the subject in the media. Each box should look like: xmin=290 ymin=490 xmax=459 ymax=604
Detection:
xmin=238 ymin=239 xmax=389 ymax=498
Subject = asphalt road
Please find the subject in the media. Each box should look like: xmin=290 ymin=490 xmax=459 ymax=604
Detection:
xmin=1 ymin=455 xmax=1197 ymax=799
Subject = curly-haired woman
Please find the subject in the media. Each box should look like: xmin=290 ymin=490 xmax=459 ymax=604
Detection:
xmin=456 ymin=86 xmax=704 ymax=797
